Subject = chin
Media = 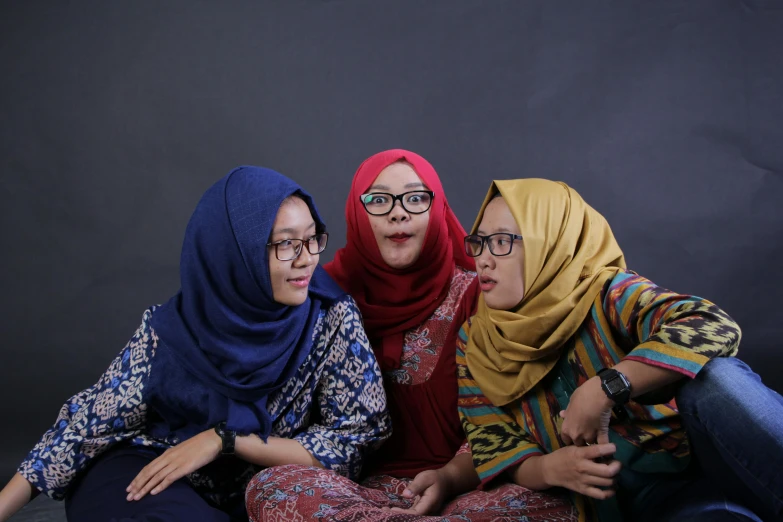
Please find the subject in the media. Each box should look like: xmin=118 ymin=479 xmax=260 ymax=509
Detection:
xmin=274 ymin=291 xmax=309 ymax=307
xmin=483 ymin=294 xmax=509 ymax=311
xmin=381 ymin=251 xmax=419 ymax=270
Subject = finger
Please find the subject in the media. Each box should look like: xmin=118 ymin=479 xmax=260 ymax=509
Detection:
xmin=150 ymin=466 xmax=187 ymax=496
xmin=390 ymin=494 xmax=421 ymax=513
xmin=408 ymin=492 xmax=439 ymax=515
xmin=404 ymin=471 xmax=438 ymax=497
xmin=581 ymin=443 xmax=616 ymax=461
xmin=573 ymin=435 xmax=586 ymax=447
xmin=131 ymin=463 xmax=177 ymax=501
xmin=127 ymin=455 xmax=171 ymax=493
xmin=559 ymin=410 xmax=566 ymax=419
xmin=583 ymin=474 xmax=615 ymax=488
xmin=578 ymin=459 xmax=622 ymax=479
xmin=597 ymin=430 xmax=610 ymax=445
xmin=560 ymin=430 xmax=574 ymax=446
xmin=581 ymin=486 xmax=616 ymax=500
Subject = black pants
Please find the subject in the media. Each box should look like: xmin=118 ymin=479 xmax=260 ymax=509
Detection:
xmin=65 ymin=446 xmax=245 ymax=522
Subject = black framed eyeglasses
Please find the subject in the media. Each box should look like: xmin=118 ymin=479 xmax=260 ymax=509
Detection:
xmin=359 ymin=190 xmax=435 ymax=216
xmin=464 ymin=233 xmax=523 ymax=257
xmin=267 ymin=233 xmax=329 ymax=261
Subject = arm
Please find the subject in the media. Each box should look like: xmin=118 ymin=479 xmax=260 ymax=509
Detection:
xmin=393 ymin=448 xmax=480 ymax=515
xmin=456 ymin=325 xmax=621 ymax=500
xmin=128 ymin=298 xmax=391 ymax=500
xmin=290 ymin=297 xmax=391 ymax=480
xmin=609 ymin=272 xmax=740 ymax=379
xmin=511 ymin=447 xmax=620 ymax=500
xmin=1 ymin=312 xmax=154 ymax=516
xmin=0 ymin=474 xmax=38 ymax=522
xmin=455 ymin=327 xmax=544 ymax=486
xmin=437 ymin=450 xmax=480 ymax=498
xmin=561 ymin=273 xmax=742 ymax=445
xmin=235 ymin=434 xmax=322 ymax=468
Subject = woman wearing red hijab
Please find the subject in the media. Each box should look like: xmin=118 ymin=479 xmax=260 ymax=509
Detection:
xmin=245 ymin=150 xmax=576 ymax=520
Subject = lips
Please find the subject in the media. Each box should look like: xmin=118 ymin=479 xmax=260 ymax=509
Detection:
xmin=287 ymin=275 xmax=311 ymax=288
xmin=387 ymin=233 xmax=412 ymax=243
xmin=479 ymin=274 xmax=497 ymax=292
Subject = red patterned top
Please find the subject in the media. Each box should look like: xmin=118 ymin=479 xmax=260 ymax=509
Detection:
xmin=386 ymin=266 xmax=476 ymax=385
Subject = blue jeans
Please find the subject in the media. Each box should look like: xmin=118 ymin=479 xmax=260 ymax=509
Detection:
xmin=671 ymin=357 xmax=783 ymax=521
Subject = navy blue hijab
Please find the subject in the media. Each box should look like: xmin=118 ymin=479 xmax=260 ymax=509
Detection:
xmin=149 ymin=166 xmax=344 ymax=441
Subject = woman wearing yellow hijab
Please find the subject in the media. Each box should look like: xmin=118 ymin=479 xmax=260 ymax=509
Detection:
xmin=457 ymin=179 xmax=782 ymax=521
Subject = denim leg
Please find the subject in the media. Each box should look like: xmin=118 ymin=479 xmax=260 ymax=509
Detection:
xmin=676 ymin=357 xmax=783 ymax=520
xmin=639 ymin=475 xmax=761 ymax=522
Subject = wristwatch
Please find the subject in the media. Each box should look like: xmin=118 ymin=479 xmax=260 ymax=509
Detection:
xmin=214 ymin=422 xmax=236 ymax=455
xmin=597 ymin=368 xmax=632 ymax=418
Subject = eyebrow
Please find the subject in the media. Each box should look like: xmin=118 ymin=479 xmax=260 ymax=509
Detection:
xmin=271 ymin=222 xmax=316 ymax=236
xmin=476 ymin=226 xmax=515 ymax=235
xmin=368 ymin=182 xmax=429 ymax=191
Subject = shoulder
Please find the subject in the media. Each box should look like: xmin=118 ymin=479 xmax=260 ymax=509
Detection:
xmin=133 ymin=306 xmax=161 ymax=350
xmin=322 ymin=295 xmax=362 ymax=325
xmin=318 ymin=295 xmax=366 ymax=344
xmin=125 ymin=307 xmax=160 ymax=364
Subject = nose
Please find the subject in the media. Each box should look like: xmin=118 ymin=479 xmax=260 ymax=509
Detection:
xmin=476 ymin=246 xmax=495 ymax=271
xmin=388 ymin=199 xmax=410 ymax=222
xmin=293 ymin=244 xmax=317 ymax=268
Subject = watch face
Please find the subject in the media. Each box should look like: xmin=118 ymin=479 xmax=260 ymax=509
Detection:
xmin=605 ymin=375 xmax=627 ymax=395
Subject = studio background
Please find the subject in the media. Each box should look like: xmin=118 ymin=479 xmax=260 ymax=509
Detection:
xmin=2 ymin=0 xmax=782 ymax=487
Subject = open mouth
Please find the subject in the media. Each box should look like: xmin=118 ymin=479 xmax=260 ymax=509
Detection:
xmin=387 ymin=233 xmax=412 ymax=243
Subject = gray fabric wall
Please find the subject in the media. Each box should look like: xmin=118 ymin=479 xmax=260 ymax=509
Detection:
xmin=1 ymin=0 xmax=781 ymax=482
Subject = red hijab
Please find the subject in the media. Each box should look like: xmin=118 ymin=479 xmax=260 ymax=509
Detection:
xmin=325 ymin=149 xmax=475 ymax=370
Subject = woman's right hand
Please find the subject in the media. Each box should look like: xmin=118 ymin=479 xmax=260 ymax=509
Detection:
xmin=541 ymin=444 xmax=621 ymax=500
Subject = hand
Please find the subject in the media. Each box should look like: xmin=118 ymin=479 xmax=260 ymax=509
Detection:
xmin=560 ymin=376 xmax=613 ymax=446
xmin=389 ymin=469 xmax=448 ymax=515
xmin=126 ymin=429 xmax=222 ymax=501
xmin=542 ymin=444 xmax=621 ymax=500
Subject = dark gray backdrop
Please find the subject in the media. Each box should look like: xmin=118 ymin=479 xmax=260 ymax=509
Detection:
xmin=2 ymin=0 xmax=782 ymax=484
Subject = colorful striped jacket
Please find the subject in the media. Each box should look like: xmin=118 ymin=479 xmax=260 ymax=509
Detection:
xmin=457 ymin=271 xmax=741 ymax=520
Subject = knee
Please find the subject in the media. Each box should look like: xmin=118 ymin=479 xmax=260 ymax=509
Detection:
xmin=246 ymin=464 xmax=326 ymax=519
xmin=676 ymin=357 xmax=753 ymax=413
xmin=246 ymin=464 xmax=321 ymax=493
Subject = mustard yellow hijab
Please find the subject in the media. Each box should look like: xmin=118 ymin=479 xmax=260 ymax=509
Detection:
xmin=466 ymin=179 xmax=626 ymax=407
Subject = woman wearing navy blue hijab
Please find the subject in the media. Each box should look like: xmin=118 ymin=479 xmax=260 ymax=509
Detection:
xmin=0 ymin=166 xmax=390 ymax=521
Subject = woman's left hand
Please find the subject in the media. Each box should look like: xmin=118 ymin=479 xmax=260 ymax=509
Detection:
xmin=126 ymin=429 xmax=222 ymax=501
xmin=560 ymin=376 xmax=613 ymax=447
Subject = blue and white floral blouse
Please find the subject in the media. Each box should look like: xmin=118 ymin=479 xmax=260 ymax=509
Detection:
xmin=18 ymin=295 xmax=390 ymax=508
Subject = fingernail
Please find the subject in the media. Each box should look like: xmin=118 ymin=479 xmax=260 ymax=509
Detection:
xmin=126 ymin=493 xmax=132 ymax=501
xmin=151 ymin=488 xmax=158 ymax=495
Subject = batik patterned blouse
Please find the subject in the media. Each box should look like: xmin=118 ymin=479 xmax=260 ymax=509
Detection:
xmin=18 ymin=296 xmax=390 ymax=508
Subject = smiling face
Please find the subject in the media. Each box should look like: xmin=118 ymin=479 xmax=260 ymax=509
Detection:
xmin=474 ymin=197 xmax=526 ymax=310
xmin=364 ymin=162 xmax=431 ymax=270
xmin=267 ymin=196 xmax=320 ymax=306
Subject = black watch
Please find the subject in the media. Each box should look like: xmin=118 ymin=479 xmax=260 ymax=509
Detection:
xmin=214 ymin=422 xmax=236 ymax=455
xmin=597 ymin=368 xmax=632 ymax=412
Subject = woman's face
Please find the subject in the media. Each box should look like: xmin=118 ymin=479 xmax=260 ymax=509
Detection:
xmin=268 ymin=197 xmax=320 ymax=306
xmin=364 ymin=162 xmax=431 ymax=270
xmin=474 ymin=197 xmax=526 ymax=310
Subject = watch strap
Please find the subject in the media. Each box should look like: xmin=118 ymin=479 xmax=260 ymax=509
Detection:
xmin=214 ymin=422 xmax=236 ymax=455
